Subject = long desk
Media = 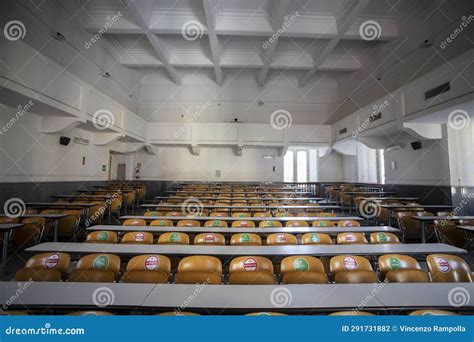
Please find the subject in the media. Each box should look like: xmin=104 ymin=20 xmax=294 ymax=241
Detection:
xmin=51 ymin=195 xmax=115 ymax=223
xmin=169 ymin=191 xmax=312 ymax=195
xmin=86 ymin=225 xmax=400 ymax=235
xmin=413 ymin=216 xmax=474 ymax=243
xmin=156 ymin=196 xmax=325 ymax=201
xmin=0 ymin=223 xmax=24 ymax=279
xmin=345 ymin=192 xmax=398 ymax=214
xmin=26 ymin=242 xmax=465 ymax=258
xmin=120 ymin=215 xmax=363 ymax=222
xmin=1 ymin=282 xmax=471 ymax=312
xmin=0 ymin=214 xmax=68 ymax=242
xmin=142 ymin=204 xmax=342 ymax=211
xmin=380 ymin=204 xmax=456 ymax=226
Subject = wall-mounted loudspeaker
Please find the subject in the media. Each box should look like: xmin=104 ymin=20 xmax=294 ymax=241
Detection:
xmin=411 ymin=141 xmax=422 ymax=150
xmin=59 ymin=136 xmax=71 ymax=146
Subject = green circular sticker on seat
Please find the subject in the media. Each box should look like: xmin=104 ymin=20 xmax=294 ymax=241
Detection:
xmin=92 ymin=255 xmax=109 ymax=269
xmin=212 ymin=220 xmax=221 ymax=226
xmin=317 ymin=221 xmax=327 ymax=227
xmin=158 ymin=221 xmax=166 ymax=226
xmin=267 ymin=221 xmax=275 ymax=227
xmin=293 ymin=258 xmax=309 ymax=271
xmin=377 ymin=233 xmax=388 ymax=242
xmin=389 ymin=257 xmax=401 ymax=270
xmin=170 ymin=233 xmax=180 ymax=242
xmin=97 ymin=231 xmax=109 ymax=241
xmin=238 ymin=214 xmax=245 ymax=217
xmin=151 ymin=212 xmax=159 ymax=216
xmin=240 ymin=234 xmax=250 ymax=243
xmin=310 ymin=234 xmax=320 ymax=243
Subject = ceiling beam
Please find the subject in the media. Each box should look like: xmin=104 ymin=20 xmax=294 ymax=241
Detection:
xmin=257 ymin=0 xmax=292 ymax=86
xmin=126 ymin=0 xmax=182 ymax=85
xmin=299 ymin=0 xmax=370 ymax=87
xmin=203 ymin=0 xmax=223 ymax=85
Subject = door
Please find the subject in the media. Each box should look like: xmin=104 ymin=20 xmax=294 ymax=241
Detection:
xmin=117 ymin=163 xmax=126 ymax=181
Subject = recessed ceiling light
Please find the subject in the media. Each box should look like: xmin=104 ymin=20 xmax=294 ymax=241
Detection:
xmin=419 ymin=39 xmax=433 ymax=48
xmin=52 ymin=32 xmax=66 ymax=41
xmin=101 ymin=72 xmax=111 ymax=78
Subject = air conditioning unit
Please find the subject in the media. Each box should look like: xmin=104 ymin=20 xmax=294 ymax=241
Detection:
xmin=73 ymin=137 xmax=90 ymax=145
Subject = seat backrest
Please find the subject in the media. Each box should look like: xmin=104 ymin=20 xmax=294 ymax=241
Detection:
xmin=231 ymin=220 xmax=255 ymax=227
xmin=165 ymin=211 xmax=182 ymax=217
xmin=297 ymin=212 xmax=315 ymax=217
xmin=144 ymin=211 xmax=164 ymax=217
xmin=312 ymin=220 xmax=334 ymax=227
xmin=259 ymin=220 xmax=282 ymax=228
xmin=408 ymin=310 xmax=458 ymax=316
xmin=230 ymin=233 xmax=262 ymax=246
xmin=434 ymin=220 xmax=466 ymax=248
xmin=123 ymin=219 xmax=146 ymax=226
xmin=253 ymin=212 xmax=271 ymax=218
xmin=150 ymin=219 xmax=173 ymax=226
xmin=121 ymin=232 xmax=154 ymax=244
xmin=280 ymin=256 xmax=328 ymax=284
xmin=86 ymin=231 xmax=118 ymax=243
xmin=301 ymin=233 xmax=333 ymax=245
xmin=75 ymin=253 xmax=121 ymax=276
xmin=370 ymin=232 xmax=400 ymax=244
xmin=266 ymin=233 xmax=297 ymax=245
xmin=378 ymin=254 xmax=421 ymax=278
xmin=286 ymin=220 xmax=309 ymax=227
xmin=122 ymin=254 xmax=171 ymax=283
xmin=318 ymin=212 xmax=337 ymax=217
xmin=21 ymin=217 xmax=46 ymax=227
xmin=210 ymin=212 xmax=229 ymax=217
xmin=175 ymin=256 xmax=222 ymax=284
xmin=337 ymin=220 xmax=360 ymax=227
xmin=336 ymin=233 xmax=368 ymax=245
xmin=204 ymin=219 xmax=227 ymax=227
xmin=228 ymin=256 xmax=275 ymax=284
xmin=17 ymin=252 xmax=70 ymax=280
xmin=158 ymin=232 xmax=190 ymax=245
xmin=329 ymin=311 xmax=374 ymax=316
xmin=194 ymin=233 xmax=225 ymax=245
xmin=330 ymin=255 xmax=372 ymax=274
xmin=427 ymin=254 xmax=473 ymax=282
xmin=232 ymin=212 xmax=250 ymax=218
xmin=177 ymin=220 xmax=200 ymax=227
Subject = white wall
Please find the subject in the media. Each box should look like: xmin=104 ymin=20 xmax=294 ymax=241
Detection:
xmin=341 ymin=155 xmax=358 ymax=182
xmin=384 ymin=135 xmax=450 ymax=186
xmin=447 ymin=122 xmax=474 ymax=187
xmin=317 ymin=151 xmax=343 ymax=182
xmin=0 ymin=106 xmax=109 ymax=182
xmin=134 ymin=146 xmax=283 ymax=182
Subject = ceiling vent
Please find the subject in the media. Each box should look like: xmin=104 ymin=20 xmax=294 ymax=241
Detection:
xmin=425 ymin=82 xmax=450 ymax=100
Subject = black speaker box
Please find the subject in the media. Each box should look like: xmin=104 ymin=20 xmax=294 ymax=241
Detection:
xmin=411 ymin=141 xmax=422 ymax=150
xmin=59 ymin=136 xmax=71 ymax=146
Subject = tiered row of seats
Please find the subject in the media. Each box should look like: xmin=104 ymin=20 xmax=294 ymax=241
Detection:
xmin=15 ymin=252 xmax=472 ymax=284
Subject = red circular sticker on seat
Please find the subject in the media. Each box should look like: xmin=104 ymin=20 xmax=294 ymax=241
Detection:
xmin=435 ymin=257 xmax=450 ymax=273
xmin=276 ymin=234 xmax=287 ymax=243
xmin=205 ymin=234 xmax=215 ymax=243
xmin=243 ymin=258 xmax=257 ymax=271
xmin=145 ymin=256 xmax=159 ymax=270
xmin=240 ymin=221 xmax=250 ymax=227
xmin=345 ymin=234 xmax=356 ymax=242
xmin=135 ymin=233 xmax=145 ymax=241
xmin=343 ymin=256 xmax=358 ymax=270
xmin=45 ymin=254 xmax=60 ymax=268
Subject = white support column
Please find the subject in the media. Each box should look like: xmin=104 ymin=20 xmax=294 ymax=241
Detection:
xmin=203 ymin=0 xmax=223 ymax=85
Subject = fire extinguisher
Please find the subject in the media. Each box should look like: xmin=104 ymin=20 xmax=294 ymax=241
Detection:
xmin=135 ymin=163 xmax=141 ymax=179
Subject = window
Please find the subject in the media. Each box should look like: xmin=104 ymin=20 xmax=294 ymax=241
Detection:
xmin=378 ymin=149 xmax=385 ymax=184
xmin=284 ymin=149 xmax=317 ymax=182
xmin=296 ymin=151 xmax=308 ymax=182
xmin=284 ymin=151 xmax=294 ymax=182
